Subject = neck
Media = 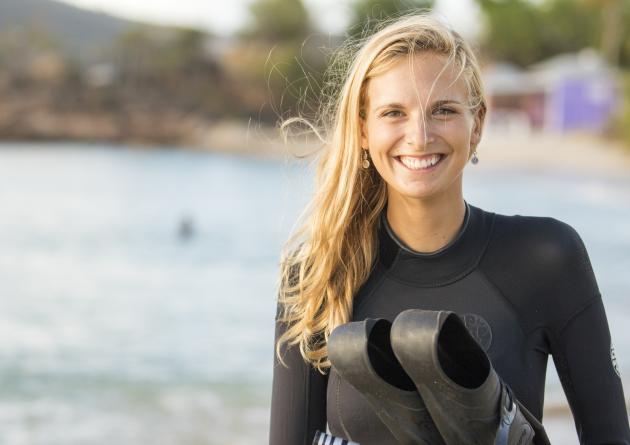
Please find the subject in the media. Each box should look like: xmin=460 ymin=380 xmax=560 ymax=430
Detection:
xmin=385 ymin=188 xmax=466 ymax=254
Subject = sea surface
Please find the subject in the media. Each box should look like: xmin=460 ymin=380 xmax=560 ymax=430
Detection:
xmin=0 ymin=142 xmax=628 ymax=444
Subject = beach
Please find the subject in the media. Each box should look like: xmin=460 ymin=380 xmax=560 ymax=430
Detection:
xmin=478 ymin=129 xmax=630 ymax=178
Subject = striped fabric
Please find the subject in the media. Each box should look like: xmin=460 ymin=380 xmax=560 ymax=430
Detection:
xmin=312 ymin=430 xmax=360 ymax=445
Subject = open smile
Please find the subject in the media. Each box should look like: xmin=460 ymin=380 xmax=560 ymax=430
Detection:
xmin=395 ymin=153 xmax=446 ymax=172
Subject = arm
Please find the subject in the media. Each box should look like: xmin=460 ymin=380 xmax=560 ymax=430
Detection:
xmin=551 ymin=296 xmax=629 ymax=444
xmin=547 ymin=223 xmax=630 ymax=444
xmin=269 ymin=307 xmax=328 ymax=445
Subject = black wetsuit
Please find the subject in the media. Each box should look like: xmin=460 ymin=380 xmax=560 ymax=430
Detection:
xmin=269 ymin=202 xmax=630 ymax=444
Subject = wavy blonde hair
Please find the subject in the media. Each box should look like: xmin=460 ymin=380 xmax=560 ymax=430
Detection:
xmin=276 ymin=12 xmax=487 ymax=372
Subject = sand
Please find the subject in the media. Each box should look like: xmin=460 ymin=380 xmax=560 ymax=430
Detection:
xmin=477 ymin=128 xmax=630 ymax=179
xmin=200 ymin=121 xmax=630 ymax=181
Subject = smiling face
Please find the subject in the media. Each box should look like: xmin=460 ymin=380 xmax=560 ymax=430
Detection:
xmin=361 ymin=52 xmax=483 ymax=204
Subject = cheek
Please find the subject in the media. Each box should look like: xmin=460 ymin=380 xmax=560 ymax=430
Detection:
xmin=439 ymin=119 xmax=473 ymax=150
xmin=367 ymin=122 xmax=401 ymax=151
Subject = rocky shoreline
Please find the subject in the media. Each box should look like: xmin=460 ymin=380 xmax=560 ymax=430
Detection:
xmin=0 ymin=106 xmax=312 ymax=157
xmin=0 ymin=107 xmax=210 ymax=146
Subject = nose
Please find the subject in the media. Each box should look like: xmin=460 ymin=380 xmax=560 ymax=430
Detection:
xmin=405 ymin=114 xmax=434 ymax=149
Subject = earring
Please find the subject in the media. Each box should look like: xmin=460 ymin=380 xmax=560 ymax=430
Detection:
xmin=470 ymin=150 xmax=479 ymax=165
xmin=362 ymin=149 xmax=371 ymax=169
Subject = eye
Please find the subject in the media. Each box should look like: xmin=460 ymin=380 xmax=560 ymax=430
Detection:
xmin=381 ymin=109 xmax=404 ymax=118
xmin=434 ymin=107 xmax=456 ymax=116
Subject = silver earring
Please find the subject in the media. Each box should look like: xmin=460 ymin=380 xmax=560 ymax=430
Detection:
xmin=362 ymin=149 xmax=370 ymax=169
xmin=471 ymin=150 xmax=479 ymax=165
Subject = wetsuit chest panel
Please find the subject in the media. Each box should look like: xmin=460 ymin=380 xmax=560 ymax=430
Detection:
xmin=354 ymin=270 xmax=524 ymax=358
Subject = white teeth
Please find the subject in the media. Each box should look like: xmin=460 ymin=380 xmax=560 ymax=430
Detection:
xmin=399 ymin=154 xmax=442 ymax=170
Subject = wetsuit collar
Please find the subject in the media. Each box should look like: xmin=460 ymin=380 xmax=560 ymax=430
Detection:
xmin=378 ymin=201 xmax=494 ymax=287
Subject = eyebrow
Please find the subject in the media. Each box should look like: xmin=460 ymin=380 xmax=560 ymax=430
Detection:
xmin=431 ymin=99 xmax=464 ymax=107
xmin=373 ymin=99 xmax=464 ymax=111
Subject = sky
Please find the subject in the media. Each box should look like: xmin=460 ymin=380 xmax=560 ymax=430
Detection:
xmin=57 ymin=0 xmax=482 ymax=39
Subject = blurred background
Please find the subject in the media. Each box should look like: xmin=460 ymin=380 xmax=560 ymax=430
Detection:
xmin=0 ymin=0 xmax=629 ymax=443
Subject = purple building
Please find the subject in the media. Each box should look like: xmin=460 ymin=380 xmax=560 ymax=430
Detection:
xmin=483 ymin=49 xmax=619 ymax=133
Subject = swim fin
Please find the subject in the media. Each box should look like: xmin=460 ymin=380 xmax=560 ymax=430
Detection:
xmin=390 ymin=309 xmax=550 ymax=445
xmin=328 ymin=318 xmax=445 ymax=445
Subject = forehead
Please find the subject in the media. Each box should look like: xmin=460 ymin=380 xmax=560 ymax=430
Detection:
xmin=365 ymin=52 xmax=468 ymax=106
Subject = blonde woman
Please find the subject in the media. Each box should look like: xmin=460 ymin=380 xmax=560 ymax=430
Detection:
xmin=269 ymin=13 xmax=630 ymax=445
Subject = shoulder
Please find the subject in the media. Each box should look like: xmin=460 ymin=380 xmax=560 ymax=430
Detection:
xmin=488 ymin=210 xmax=590 ymax=272
xmin=479 ymin=208 xmax=600 ymax=329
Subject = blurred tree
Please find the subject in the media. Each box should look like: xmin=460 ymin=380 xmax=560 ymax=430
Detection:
xmin=348 ymin=0 xmax=435 ymax=38
xmin=615 ymin=71 xmax=630 ymax=147
xmin=583 ymin=0 xmax=629 ymax=65
xmin=113 ymin=26 xmax=226 ymax=115
xmin=476 ymin=0 xmax=630 ymax=67
xmin=233 ymin=0 xmax=327 ymax=121
xmin=115 ymin=26 xmax=215 ymax=80
xmin=536 ymin=0 xmax=600 ymax=56
xmin=246 ymin=0 xmax=312 ymax=41
xmin=0 ymin=27 xmax=64 ymax=78
xmin=476 ymin=0 xmax=561 ymax=67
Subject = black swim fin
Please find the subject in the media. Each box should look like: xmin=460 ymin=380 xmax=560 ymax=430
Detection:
xmin=390 ymin=309 xmax=550 ymax=445
xmin=328 ymin=318 xmax=445 ymax=445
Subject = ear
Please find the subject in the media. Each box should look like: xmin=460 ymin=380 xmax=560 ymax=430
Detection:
xmin=470 ymin=106 xmax=485 ymax=149
xmin=360 ymin=114 xmax=369 ymax=149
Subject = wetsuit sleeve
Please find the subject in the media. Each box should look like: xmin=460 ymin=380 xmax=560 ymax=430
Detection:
xmin=546 ymin=222 xmax=630 ymax=444
xmin=269 ymin=304 xmax=328 ymax=445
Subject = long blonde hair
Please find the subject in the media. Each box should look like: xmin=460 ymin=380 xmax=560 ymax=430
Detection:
xmin=276 ymin=13 xmax=487 ymax=372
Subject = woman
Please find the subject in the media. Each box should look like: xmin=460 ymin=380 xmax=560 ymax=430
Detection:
xmin=269 ymin=13 xmax=630 ymax=445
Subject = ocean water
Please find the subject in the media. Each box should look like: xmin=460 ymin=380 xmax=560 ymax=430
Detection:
xmin=0 ymin=142 xmax=628 ymax=444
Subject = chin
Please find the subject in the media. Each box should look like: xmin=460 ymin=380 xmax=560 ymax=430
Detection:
xmin=391 ymin=186 xmax=441 ymax=201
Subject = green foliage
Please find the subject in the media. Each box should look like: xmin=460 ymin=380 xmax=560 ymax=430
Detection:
xmin=171 ymin=29 xmax=207 ymax=63
xmin=111 ymin=26 xmax=227 ymax=115
xmin=614 ymin=70 xmax=630 ymax=148
xmin=246 ymin=0 xmax=312 ymax=41
xmin=476 ymin=0 xmax=543 ymax=66
xmin=348 ymin=0 xmax=435 ymax=38
xmin=539 ymin=0 xmax=600 ymax=55
xmin=237 ymin=0 xmax=327 ymax=121
xmin=476 ymin=0 xmax=630 ymax=67
xmin=0 ymin=27 xmax=62 ymax=68
xmin=115 ymin=27 xmax=208 ymax=76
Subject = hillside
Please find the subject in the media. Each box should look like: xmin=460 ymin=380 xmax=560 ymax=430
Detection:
xmin=0 ymin=0 xmax=139 ymax=58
